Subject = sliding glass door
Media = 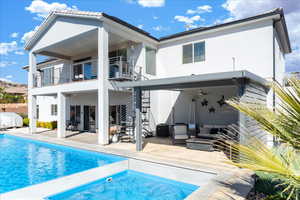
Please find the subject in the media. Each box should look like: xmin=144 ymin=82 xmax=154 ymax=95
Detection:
xmin=73 ymin=61 xmax=96 ymax=81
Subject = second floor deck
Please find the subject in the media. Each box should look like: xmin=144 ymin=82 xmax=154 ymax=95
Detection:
xmin=33 ymin=56 xmax=140 ymax=88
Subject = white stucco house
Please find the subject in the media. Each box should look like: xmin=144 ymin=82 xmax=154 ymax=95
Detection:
xmin=24 ymin=8 xmax=291 ymax=151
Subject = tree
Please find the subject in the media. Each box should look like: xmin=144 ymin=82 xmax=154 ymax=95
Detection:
xmin=225 ymin=78 xmax=300 ymax=200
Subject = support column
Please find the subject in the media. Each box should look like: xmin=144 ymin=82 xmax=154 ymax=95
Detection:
xmin=28 ymin=52 xmax=37 ymax=134
xmin=97 ymin=24 xmax=109 ymax=145
xmin=57 ymin=92 xmax=66 ymax=138
xmin=135 ymin=87 xmax=142 ymax=151
xmin=28 ymin=95 xmax=37 ymax=134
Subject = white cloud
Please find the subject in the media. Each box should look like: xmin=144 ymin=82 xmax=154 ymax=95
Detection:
xmin=5 ymin=75 xmax=13 ymax=79
xmin=186 ymin=5 xmax=212 ymax=15
xmin=0 ymin=61 xmax=17 ymax=68
xmin=15 ymin=51 xmax=24 ymax=55
xmin=153 ymin=16 xmax=159 ymax=20
xmin=137 ymin=0 xmax=165 ymax=7
xmin=137 ymin=24 xmax=144 ymax=29
xmin=10 ymin=32 xmax=19 ymax=38
xmin=0 ymin=78 xmax=13 ymax=83
xmin=174 ymin=15 xmax=203 ymax=29
xmin=0 ymin=41 xmax=18 ymax=55
xmin=25 ymin=0 xmax=78 ymax=19
xmin=21 ymin=26 xmax=39 ymax=44
xmin=222 ymin=0 xmax=300 ymax=72
xmin=153 ymin=25 xmax=169 ymax=31
xmin=174 ymin=15 xmax=202 ymax=24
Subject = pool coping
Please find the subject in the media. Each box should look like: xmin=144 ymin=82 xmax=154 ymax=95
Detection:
xmin=1 ymin=132 xmax=254 ymax=200
xmin=0 ymin=160 xmax=129 ymax=200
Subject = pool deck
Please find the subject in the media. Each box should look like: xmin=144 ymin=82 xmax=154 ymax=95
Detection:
xmin=2 ymin=127 xmax=254 ymax=200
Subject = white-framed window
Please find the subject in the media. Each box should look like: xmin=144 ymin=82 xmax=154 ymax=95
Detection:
xmin=182 ymin=41 xmax=205 ymax=64
xmin=72 ymin=58 xmax=97 ymax=81
xmin=146 ymin=47 xmax=156 ymax=75
xmin=51 ymin=104 xmax=57 ymax=116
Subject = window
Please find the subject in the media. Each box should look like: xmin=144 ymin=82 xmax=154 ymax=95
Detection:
xmin=109 ymin=105 xmax=127 ymax=125
xmin=42 ymin=67 xmax=54 ymax=86
xmin=182 ymin=44 xmax=193 ymax=64
xmin=51 ymin=104 xmax=57 ymax=116
xmin=146 ymin=47 xmax=156 ymax=75
xmin=182 ymin=41 xmax=205 ymax=64
xmin=70 ymin=105 xmax=81 ymax=123
xmin=194 ymin=42 xmax=205 ymax=62
xmin=73 ymin=61 xmax=96 ymax=81
xmin=109 ymin=48 xmax=127 ymax=58
xmin=36 ymin=105 xmax=39 ymax=120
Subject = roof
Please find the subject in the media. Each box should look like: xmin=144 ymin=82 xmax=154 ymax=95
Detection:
xmin=116 ymin=70 xmax=269 ymax=91
xmin=5 ymin=87 xmax=27 ymax=95
xmin=24 ymin=8 xmax=291 ymax=53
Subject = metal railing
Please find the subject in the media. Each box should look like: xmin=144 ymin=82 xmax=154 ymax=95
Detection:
xmin=109 ymin=56 xmax=133 ymax=80
xmin=32 ymin=56 xmax=136 ymax=88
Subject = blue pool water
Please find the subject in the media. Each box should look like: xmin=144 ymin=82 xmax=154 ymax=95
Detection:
xmin=0 ymin=134 xmax=125 ymax=193
xmin=47 ymin=170 xmax=199 ymax=200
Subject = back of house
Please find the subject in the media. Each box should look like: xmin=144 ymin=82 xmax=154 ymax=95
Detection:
xmin=23 ymin=8 xmax=291 ymax=147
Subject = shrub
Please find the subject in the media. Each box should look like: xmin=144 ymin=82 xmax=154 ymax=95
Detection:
xmin=36 ymin=121 xmax=57 ymax=130
xmin=24 ymin=119 xmax=57 ymax=130
xmin=23 ymin=118 xmax=29 ymax=126
xmin=18 ymin=113 xmax=28 ymax=119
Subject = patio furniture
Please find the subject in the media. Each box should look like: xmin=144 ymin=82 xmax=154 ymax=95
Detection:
xmin=170 ymin=123 xmax=189 ymax=144
xmin=156 ymin=123 xmax=170 ymax=137
xmin=66 ymin=120 xmax=79 ymax=131
xmin=186 ymin=138 xmax=215 ymax=151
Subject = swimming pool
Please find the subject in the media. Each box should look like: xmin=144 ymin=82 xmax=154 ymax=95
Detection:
xmin=0 ymin=134 xmax=125 ymax=193
xmin=47 ymin=170 xmax=199 ymax=200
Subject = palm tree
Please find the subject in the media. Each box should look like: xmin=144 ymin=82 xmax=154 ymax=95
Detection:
xmin=225 ymin=78 xmax=300 ymax=200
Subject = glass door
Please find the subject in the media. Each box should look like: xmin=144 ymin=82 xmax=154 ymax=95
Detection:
xmin=83 ymin=105 xmax=96 ymax=132
xmin=73 ymin=64 xmax=83 ymax=81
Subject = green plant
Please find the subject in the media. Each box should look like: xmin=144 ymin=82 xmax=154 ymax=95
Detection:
xmin=23 ymin=118 xmax=29 ymax=126
xmin=225 ymin=78 xmax=300 ymax=200
xmin=23 ymin=119 xmax=57 ymax=130
xmin=36 ymin=121 xmax=57 ymax=130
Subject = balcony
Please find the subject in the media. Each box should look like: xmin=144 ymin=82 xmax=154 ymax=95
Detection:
xmin=109 ymin=56 xmax=133 ymax=81
xmin=33 ymin=56 xmax=136 ymax=88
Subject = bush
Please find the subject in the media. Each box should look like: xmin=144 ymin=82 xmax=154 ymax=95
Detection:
xmin=23 ymin=119 xmax=57 ymax=130
xmin=18 ymin=113 xmax=28 ymax=119
xmin=23 ymin=118 xmax=29 ymax=126
xmin=37 ymin=121 xmax=57 ymax=130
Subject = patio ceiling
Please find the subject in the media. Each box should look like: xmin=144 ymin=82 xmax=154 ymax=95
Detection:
xmin=117 ymin=70 xmax=269 ymax=91
xmin=36 ymin=29 xmax=136 ymax=59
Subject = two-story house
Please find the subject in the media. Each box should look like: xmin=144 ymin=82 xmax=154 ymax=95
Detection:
xmin=24 ymin=8 xmax=291 ymax=151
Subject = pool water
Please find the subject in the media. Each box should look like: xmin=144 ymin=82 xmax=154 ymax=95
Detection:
xmin=0 ymin=134 xmax=125 ymax=193
xmin=47 ymin=170 xmax=199 ymax=200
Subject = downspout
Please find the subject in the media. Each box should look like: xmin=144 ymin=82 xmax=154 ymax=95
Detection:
xmin=272 ymin=23 xmax=276 ymax=113
xmin=272 ymin=22 xmax=277 ymax=145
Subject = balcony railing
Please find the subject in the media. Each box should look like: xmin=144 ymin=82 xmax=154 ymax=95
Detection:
xmin=32 ymin=56 xmax=135 ymax=88
xmin=109 ymin=56 xmax=133 ymax=80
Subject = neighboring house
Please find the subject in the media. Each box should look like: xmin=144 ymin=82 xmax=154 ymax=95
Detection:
xmin=24 ymin=8 xmax=291 ymax=150
xmin=0 ymin=81 xmax=28 ymax=114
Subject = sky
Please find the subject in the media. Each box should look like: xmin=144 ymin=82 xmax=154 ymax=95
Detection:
xmin=0 ymin=0 xmax=299 ymax=84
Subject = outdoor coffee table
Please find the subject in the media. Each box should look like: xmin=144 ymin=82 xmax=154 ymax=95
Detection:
xmin=186 ymin=138 xmax=216 ymax=151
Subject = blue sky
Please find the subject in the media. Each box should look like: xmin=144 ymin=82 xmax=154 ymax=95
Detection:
xmin=0 ymin=0 xmax=299 ymax=84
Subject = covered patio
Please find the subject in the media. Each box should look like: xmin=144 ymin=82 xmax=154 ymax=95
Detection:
xmin=117 ymin=70 xmax=270 ymax=151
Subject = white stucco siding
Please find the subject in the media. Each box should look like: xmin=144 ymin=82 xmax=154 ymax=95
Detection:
xmin=156 ymin=20 xmax=274 ymax=80
xmin=274 ymin=30 xmax=285 ymax=85
xmin=32 ymin=16 xmax=101 ymax=52
xmin=36 ymin=96 xmax=57 ymax=122
xmin=153 ymin=86 xmax=239 ymax=126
